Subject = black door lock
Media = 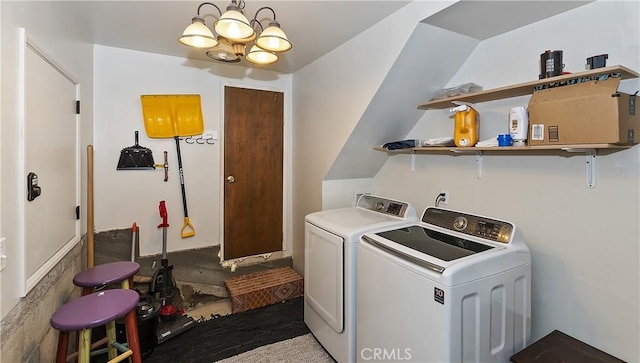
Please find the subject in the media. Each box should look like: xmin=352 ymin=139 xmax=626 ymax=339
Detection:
xmin=27 ymin=172 xmax=41 ymax=201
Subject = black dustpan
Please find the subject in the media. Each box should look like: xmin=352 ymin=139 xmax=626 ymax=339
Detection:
xmin=117 ymin=131 xmax=155 ymax=170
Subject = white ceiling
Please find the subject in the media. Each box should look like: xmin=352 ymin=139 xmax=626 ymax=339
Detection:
xmin=74 ymin=1 xmax=591 ymax=74
xmin=75 ymin=1 xmax=412 ymax=74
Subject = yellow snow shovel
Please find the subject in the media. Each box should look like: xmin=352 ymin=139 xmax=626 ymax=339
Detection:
xmin=141 ymin=94 xmax=204 ymax=138
xmin=141 ymin=94 xmax=204 ymax=238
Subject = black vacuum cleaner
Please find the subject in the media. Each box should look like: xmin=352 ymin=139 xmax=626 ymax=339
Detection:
xmin=149 ymin=200 xmax=195 ymax=344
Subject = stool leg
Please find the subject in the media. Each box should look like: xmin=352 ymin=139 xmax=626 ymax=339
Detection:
xmin=120 ymin=277 xmax=131 ymax=290
xmin=78 ymin=328 xmax=92 ymax=363
xmin=124 ymin=309 xmax=142 ymax=363
xmin=56 ymin=331 xmax=69 ymax=363
xmin=106 ymin=320 xmax=118 ymax=360
xmin=73 ymin=287 xmax=91 ymax=363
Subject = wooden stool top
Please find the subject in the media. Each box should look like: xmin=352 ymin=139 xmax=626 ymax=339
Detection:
xmin=73 ymin=261 xmax=140 ymax=288
xmin=50 ymin=289 xmax=139 ymax=331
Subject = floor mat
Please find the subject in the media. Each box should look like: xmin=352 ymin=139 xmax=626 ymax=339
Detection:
xmin=216 ymin=333 xmax=335 ymax=363
xmin=145 ymin=297 xmax=309 ymax=362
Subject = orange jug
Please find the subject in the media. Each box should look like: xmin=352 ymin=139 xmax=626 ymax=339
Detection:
xmin=450 ymin=102 xmax=479 ymax=147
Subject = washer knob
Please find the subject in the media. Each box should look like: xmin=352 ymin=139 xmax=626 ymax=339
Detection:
xmin=453 ymin=216 xmax=468 ymax=231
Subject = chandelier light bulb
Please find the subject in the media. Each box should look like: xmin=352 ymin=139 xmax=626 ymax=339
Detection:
xmin=226 ymin=23 xmax=243 ymax=39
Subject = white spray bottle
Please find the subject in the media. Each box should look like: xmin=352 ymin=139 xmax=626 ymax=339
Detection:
xmin=509 ymin=106 xmax=528 ymax=146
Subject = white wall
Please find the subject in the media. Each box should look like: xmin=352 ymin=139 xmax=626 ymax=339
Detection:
xmin=375 ymin=1 xmax=639 ymax=361
xmin=322 ymin=178 xmax=374 ymax=210
xmin=93 ymin=45 xmax=293 ymax=257
xmin=0 ymin=1 xmax=94 ymax=319
xmin=291 ymin=0 xmax=456 ymax=272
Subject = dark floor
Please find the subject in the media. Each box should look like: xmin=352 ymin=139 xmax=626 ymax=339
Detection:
xmin=146 ymin=297 xmax=311 ymax=362
xmin=94 ymin=228 xmax=294 ymax=302
xmin=80 ymin=229 xmax=301 ymax=363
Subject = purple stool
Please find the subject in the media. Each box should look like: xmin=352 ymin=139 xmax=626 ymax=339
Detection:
xmin=74 ymin=261 xmax=140 ymax=295
xmin=50 ymin=289 xmax=142 ymax=363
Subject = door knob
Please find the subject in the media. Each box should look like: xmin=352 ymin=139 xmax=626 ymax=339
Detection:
xmin=227 ymin=176 xmax=235 ymax=183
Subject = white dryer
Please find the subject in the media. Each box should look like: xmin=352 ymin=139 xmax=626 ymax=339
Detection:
xmin=305 ymin=195 xmax=417 ymax=363
xmin=357 ymin=207 xmax=531 ymax=363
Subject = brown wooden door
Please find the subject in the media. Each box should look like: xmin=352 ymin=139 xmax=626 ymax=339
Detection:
xmin=223 ymin=86 xmax=283 ymax=260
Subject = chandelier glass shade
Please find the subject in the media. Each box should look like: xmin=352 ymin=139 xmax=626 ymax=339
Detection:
xmin=178 ymin=1 xmax=292 ymax=65
xmin=246 ymin=44 xmax=278 ymax=65
xmin=214 ymin=8 xmax=254 ymax=40
xmin=255 ymin=22 xmax=292 ymax=52
xmin=178 ymin=17 xmax=219 ymax=48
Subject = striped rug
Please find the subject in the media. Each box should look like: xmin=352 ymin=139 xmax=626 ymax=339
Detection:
xmin=217 ymin=333 xmax=335 ymax=363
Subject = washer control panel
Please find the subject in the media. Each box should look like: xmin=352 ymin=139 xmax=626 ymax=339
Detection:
xmin=422 ymin=208 xmax=514 ymax=244
xmin=357 ymin=195 xmax=411 ymax=218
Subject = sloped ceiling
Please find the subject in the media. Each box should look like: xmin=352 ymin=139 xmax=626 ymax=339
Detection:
xmin=424 ymin=1 xmax=591 ymax=40
xmin=325 ymin=23 xmax=480 ymax=179
xmin=325 ymin=0 xmax=591 ymax=180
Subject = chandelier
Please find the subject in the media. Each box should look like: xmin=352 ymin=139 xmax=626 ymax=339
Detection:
xmin=178 ymin=1 xmax=292 ymax=65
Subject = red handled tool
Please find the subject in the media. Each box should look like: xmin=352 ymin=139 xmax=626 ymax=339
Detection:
xmin=150 ymin=201 xmax=178 ymax=319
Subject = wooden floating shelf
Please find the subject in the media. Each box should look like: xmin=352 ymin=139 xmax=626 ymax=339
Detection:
xmin=374 ymin=143 xmax=634 ymax=187
xmin=374 ymin=144 xmax=632 ymax=154
xmin=418 ymin=65 xmax=639 ymax=110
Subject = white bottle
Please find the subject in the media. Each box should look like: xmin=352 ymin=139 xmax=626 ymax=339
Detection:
xmin=509 ymin=106 xmax=528 ymax=146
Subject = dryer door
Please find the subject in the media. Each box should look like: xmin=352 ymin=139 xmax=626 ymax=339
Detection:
xmin=305 ymin=222 xmax=344 ymax=333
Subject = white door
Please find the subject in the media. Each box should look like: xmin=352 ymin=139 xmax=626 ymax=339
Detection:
xmin=304 ymin=222 xmax=344 ymax=333
xmin=23 ymin=38 xmax=79 ymax=294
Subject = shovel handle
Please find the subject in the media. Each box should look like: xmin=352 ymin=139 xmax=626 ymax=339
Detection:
xmin=131 ymin=222 xmax=137 ymax=262
xmin=181 ymin=217 xmax=195 ymax=238
xmin=158 ymin=201 xmax=169 ymax=228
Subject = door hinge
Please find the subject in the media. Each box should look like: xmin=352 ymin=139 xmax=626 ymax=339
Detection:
xmin=75 ymin=100 xmax=80 ymax=114
xmin=75 ymin=206 xmax=80 ymax=220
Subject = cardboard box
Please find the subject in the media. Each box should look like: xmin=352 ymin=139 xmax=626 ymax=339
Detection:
xmin=528 ymin=77 xmax=639 ymax=145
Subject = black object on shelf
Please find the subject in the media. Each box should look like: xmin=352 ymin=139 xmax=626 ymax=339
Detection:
xmin=587 ymin=54 xmax=609 ymax=70
xmin=382 ymin=139 xmax=421 ymax=150
xmin=539 ymin=50 xmax=564 ymax=79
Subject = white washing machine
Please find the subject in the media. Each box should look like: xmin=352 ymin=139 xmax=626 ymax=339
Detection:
xmin=357 ymin=207 xmax=531 ymax=363
xmin=305 ymin=195 xmax=417 ymax=363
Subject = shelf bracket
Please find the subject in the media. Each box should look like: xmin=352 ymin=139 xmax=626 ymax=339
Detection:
xmin=450 ymin=149 xmax=483 ymax=179
xmin=562 ymin=148 xmax=597 ymax=188
xmin=475 ymin=151 xmax=483 ymax=180
xmin=410 ymin=153 xmax=416 ymax=173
